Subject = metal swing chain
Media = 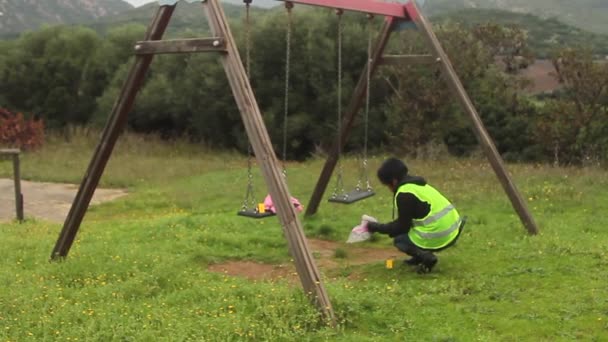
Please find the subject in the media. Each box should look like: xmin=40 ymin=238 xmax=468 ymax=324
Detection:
xmin=244 ymin=0 xmax=252 ymax=79
xmin=363 ymin=14 xmax=374 ymax=192
xmin=243 ymin=150 xmax=256 ymax=210
xmin=356 ymin=15 xmax=374 ymax=192
xmin=282 ymin=2 xmax=293 ymax=178
xmin=242 ymin=0 xmax=256 ymax=211
xmin=332 ymin=9 xmax=345 ymax=198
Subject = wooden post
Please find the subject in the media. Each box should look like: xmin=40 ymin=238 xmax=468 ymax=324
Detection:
xmin=12 ymin=152 xmax=23 ymax=221
xmin=405 ymin=1 xmax=539 ymax=235
xmin=306 ymin=18 xmax=395 ymax=217
xmin=203 ymin=0 xmax=335 ymax=324
xmin=1 ymin=148 xmax=23 ymax=221
xmin=50 ymin=5 xmax=176 ymax=260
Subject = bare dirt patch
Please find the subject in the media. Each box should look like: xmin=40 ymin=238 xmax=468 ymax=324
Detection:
xmin=208 ymin=261 xmax=299 ymax=283
xmin=0 ymin=178 xmax=127 ymax=223
xmin=207 ymin=238 xmax=400 ymax=282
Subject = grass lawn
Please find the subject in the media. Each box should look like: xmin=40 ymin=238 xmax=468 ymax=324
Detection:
xmin=1 ymin=132 xmax=607 ymax=341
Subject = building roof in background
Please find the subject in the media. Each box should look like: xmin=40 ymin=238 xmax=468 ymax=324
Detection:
xmin=518 ymin=59 xmax=561 ymax=95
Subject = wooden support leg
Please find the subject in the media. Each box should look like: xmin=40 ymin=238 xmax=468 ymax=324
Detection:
xmin=50 ymin=5 xmax=176 ymax=260
xmin=405 ymin=1 xmax=539 ymax=235
xmin=203 ymin=0 xmax=336 ymax=324
xmin=306 ymin=18 xmax=395 ymax=217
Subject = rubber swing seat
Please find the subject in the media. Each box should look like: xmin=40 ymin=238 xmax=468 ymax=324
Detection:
xmin=328 ymin=188 xmax=375 ymax=204
xmin=237 ymin=209 xmax=276 ymax=219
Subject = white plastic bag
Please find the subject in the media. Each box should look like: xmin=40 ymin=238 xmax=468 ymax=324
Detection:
xmin=346 ymin=215 xmax=378 ymax=243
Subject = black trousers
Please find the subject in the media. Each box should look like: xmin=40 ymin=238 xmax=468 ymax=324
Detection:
xmin=393 ymin=226 xmax=463 ymax=256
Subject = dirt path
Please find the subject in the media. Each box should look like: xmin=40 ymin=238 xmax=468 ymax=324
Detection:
xmin=0 ymin=178 xmax=127 ymax=223
xmin=207 ymin=239 xmax=400 ymax=282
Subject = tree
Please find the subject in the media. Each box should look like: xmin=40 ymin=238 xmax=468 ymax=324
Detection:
xmin=382 ymin=22 xmax=538 ymax=159
xmin=472 ymin=23 xmax=535 ymax=73
xmin=535 ymin=47 xmax=608 ymax=165
xmin=0 ymin=26 xmax=102 ymax=127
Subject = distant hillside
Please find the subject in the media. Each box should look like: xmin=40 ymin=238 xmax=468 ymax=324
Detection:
xmin=90 ymin=1 xmax=267 ymax=35
xmin=94 ymin=4 xmax=608 ymax=59
xmin=0 ymin=0 xmax=133 ymax=37
xmin=3 ymin=0 xmax=608 ymax=60
xmin=423 ymin=0 xmax=608 ymax=35
xmin=434 ymin=9 xmax=608 ymax=58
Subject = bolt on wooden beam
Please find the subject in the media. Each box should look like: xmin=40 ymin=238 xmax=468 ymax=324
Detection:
xmin=134 ymin=37 xmax=226 ymax=55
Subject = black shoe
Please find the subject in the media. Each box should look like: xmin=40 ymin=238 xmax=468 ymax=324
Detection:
xmin=404 ymin=257 xmax=422 ymax=266
xmin=417 ymin=254 xmax=438 ymax=274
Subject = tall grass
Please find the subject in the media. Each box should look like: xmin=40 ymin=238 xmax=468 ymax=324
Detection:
xmin=0 ymin=128 xmax=241 ymax=188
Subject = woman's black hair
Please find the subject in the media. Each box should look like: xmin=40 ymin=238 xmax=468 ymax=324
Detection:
xmin=377 ymin=158 xmax=408 ymax=185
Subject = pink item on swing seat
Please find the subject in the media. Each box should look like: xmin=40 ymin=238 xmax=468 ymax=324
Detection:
xmin=263 ymin=194 xmax=304 ymax=214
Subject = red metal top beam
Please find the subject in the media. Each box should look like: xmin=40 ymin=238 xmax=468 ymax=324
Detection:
xmin=275 ymin=0 xmax=411 ymax=19
xmin=403 ymin=1 xmax=420 ymax=21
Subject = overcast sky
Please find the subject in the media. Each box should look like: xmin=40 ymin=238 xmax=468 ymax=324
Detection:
xmin=124 ymin=0 xmax=157 ymax=7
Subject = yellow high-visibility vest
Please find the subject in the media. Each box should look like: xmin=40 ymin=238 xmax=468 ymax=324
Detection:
xmin=395 ymin=183 xmax=461 ymax=249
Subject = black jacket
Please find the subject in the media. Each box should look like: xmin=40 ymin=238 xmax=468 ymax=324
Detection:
xmin=368 ymin=176 xmax=430 ymax=238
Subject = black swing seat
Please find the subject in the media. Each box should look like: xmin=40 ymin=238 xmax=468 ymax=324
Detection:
xmin=237 ymin=209 xmax=276 ymax=219
xmin=328 ymin=188 xmax=375 ymax=204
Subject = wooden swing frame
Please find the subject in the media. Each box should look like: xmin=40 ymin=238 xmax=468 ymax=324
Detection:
xmin=50 ymin=0 xmax=538 ymax=324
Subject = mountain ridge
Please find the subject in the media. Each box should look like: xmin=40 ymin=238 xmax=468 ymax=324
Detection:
xmin=0 ymin=0 xmax=133 ymax=36
xmin=422 ymin=0 xmax=608 ymax=34
xmin=434 ymin=8 xmax=608 ymax=57
xmin=2 ymin=0 xmax=608 ymax=38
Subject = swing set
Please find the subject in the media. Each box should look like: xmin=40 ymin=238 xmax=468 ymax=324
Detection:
xmin=50 ymin=0 xmax=539 ymax=324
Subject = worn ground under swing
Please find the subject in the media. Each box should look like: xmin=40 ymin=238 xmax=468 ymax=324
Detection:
xmin=207 ymin=238 xmax=402 ymax=283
